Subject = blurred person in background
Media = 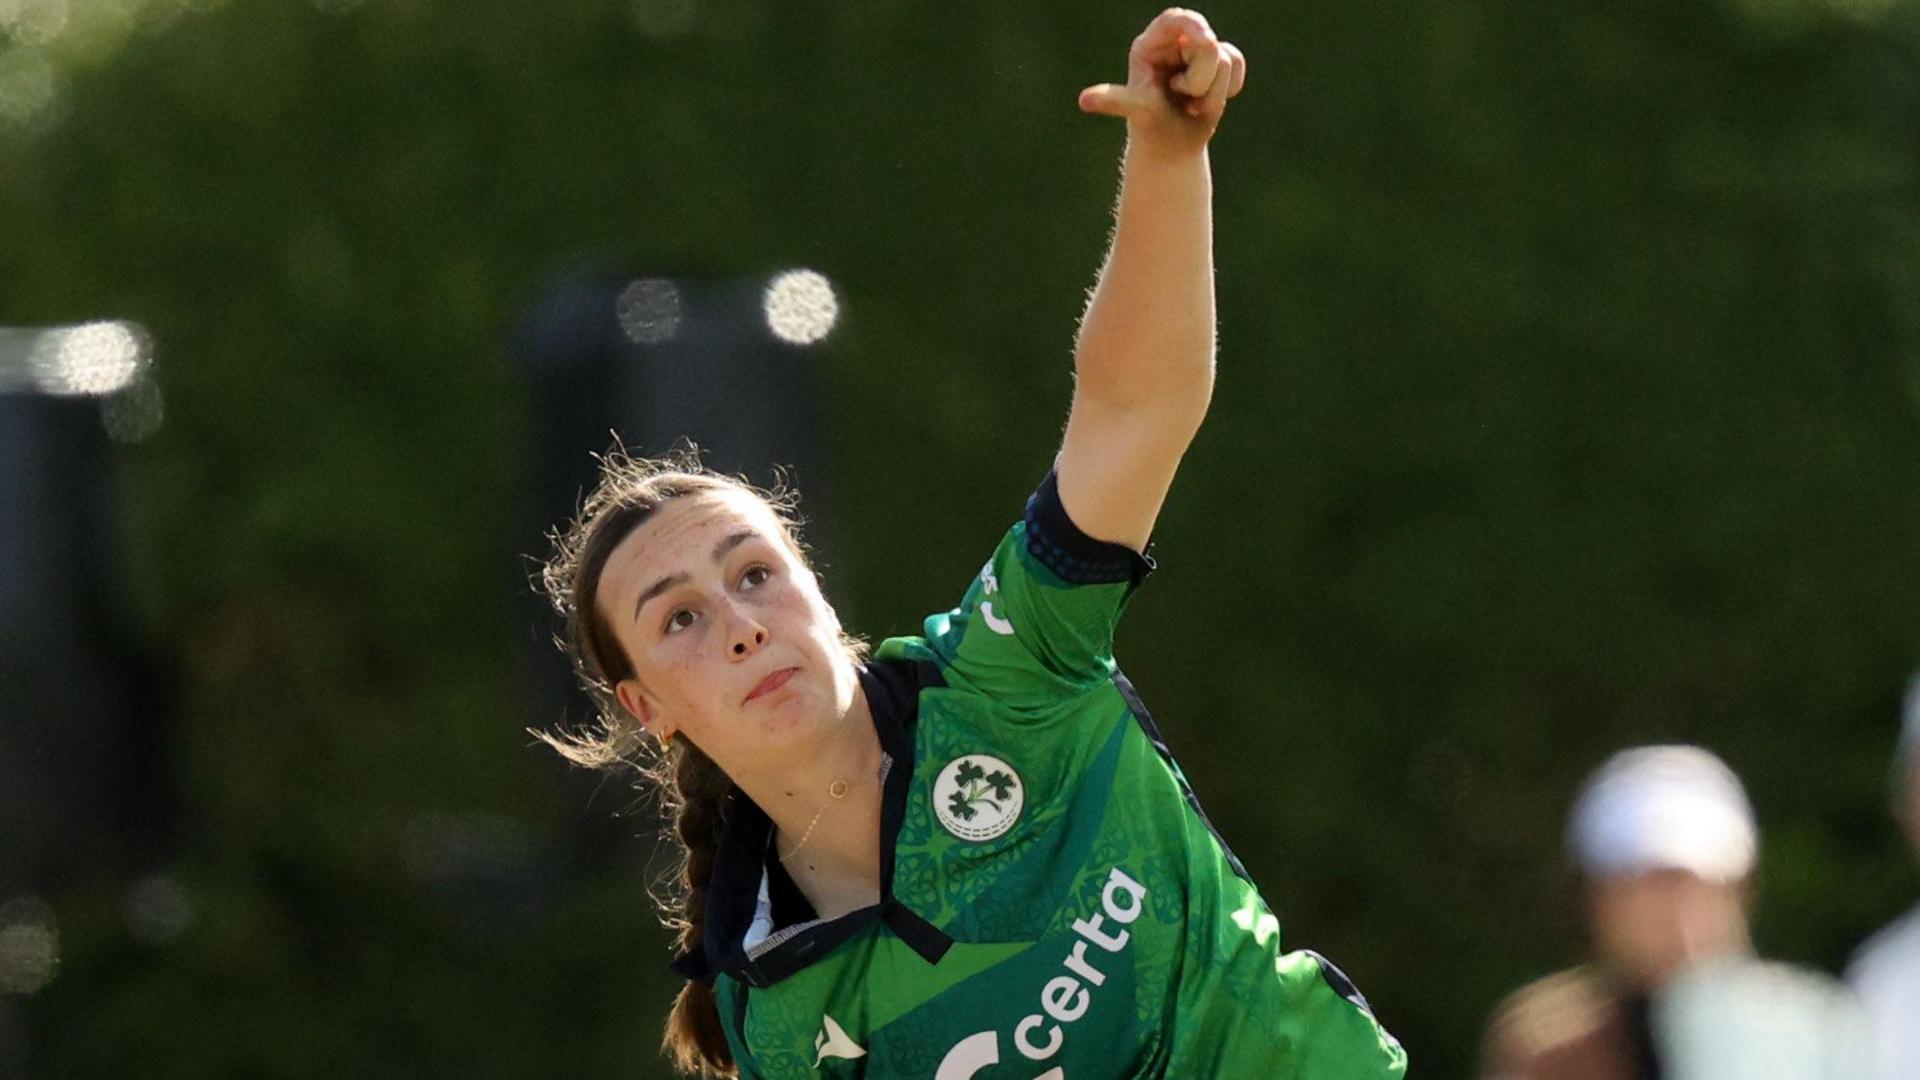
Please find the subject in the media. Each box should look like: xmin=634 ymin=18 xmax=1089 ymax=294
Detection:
xmin=1847 ymin=674 xmax=1920 ymax=1080
xmin=534 ymin=9 xmax=1408 ymax=1079
xmin=1481 ymin=745 xmax=1871 ymax=1080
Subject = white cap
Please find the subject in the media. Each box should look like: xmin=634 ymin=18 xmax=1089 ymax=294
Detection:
xmin=1567 ymin=745 xmax=1758 ymax=883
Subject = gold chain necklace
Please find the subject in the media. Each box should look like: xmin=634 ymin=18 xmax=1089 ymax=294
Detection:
xmin=777 ymin=779 xmax=851 ymax=864
xmin=775 ymin=753 xmax=887 ymax=860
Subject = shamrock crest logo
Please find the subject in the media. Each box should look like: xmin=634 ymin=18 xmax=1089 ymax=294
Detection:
xmin=932 ymin=755 xmax=1024 ymax=842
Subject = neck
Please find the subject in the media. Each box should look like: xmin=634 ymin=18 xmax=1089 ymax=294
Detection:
xmin=732 ymin=672 xmax=885 ymax=916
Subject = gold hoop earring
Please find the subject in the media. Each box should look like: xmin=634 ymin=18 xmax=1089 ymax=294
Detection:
xmin=659 ymin=729 xmax=675 ymax=749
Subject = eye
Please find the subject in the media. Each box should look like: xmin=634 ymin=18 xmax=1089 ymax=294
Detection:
xmin=663 ymin=608 xmax=698 ymax=635
xmin=740 ymin=564 xmax=772 ymax=590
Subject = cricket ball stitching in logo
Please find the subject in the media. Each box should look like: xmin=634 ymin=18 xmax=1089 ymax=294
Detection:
xmin=933 ymin=755 xmax=1023 ymax=841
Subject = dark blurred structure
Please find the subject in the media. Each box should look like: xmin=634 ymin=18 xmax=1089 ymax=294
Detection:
xmin=509 ymin=268 xmax=838 ymax=862
xmin=0 ymin=391 xmax=173 ymax=898
xmin=0 ymin=384 xmax=175 ymax=1074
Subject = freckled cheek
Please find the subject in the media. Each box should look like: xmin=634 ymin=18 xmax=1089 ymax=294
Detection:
xmin=772 ymin=589 xmax=835 ymax=641
xmin=642 ymin=636 xmax=713 ymax=711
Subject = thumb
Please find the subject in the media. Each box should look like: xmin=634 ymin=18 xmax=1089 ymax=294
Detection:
xmin=1077 ymin=83 xmax=1142 ymax=117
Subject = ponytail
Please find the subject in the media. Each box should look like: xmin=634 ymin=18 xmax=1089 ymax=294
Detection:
xmin=661 ymin=744 xmax=735 ymax=1076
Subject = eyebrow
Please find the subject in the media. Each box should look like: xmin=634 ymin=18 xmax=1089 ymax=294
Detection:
xmin=631 ymin=530 xmax=761 ymax=624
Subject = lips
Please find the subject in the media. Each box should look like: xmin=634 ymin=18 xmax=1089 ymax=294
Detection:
xmin=745 ymin=666 xmax=799 ymax=703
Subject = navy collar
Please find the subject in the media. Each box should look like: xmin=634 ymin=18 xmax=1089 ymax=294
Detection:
xmin=670 ymin=658 xmax=952 ymax=988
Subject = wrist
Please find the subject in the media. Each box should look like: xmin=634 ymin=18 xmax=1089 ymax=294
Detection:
xmin=1122 ymin=129 xmax=1212 ymax=168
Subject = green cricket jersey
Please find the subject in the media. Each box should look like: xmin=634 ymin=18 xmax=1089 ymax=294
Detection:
xmin=672 ymin=472 xmax=1407 ymax=1079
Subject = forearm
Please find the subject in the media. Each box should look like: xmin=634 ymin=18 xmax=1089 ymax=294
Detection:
xmin=1052 ymin=9 xmax=1242 ymax=547
xmin=1072 ymin=139 xmax=1216 ymax=421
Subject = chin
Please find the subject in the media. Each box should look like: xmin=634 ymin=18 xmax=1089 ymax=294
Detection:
xmin=751 ymin=684 xmax=833 ymax=742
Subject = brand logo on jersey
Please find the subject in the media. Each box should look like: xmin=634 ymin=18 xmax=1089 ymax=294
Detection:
xmin=932 ymin=755 xmax=1024 ymax=841
xmin=979 ymin=602 xmax=1016 ymax=636
xmin=935 ymin=1031 xmax=1063 ymax=1080
xmin=811 ymin=1013 xmax=865 ymax=1068
xmin=977 ymin=560 xmax=1016 ymax=636
xmin=934 ymin=867 xmax=1148 ymax=1078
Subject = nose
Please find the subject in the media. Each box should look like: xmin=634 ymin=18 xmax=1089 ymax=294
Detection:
xmin=725 ymin=605 xmax=768 ymax=660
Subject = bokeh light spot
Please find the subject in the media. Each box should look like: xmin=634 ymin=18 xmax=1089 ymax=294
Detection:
xmin=29 ymin=320 xmax=147 ymax=395
xmin=0 ymin=897 xmax=58 ymax=996
xmin=762 ymin=269 xmax=839 ymax=345
xmin=615 ymin=278 xmax=683 ymax=345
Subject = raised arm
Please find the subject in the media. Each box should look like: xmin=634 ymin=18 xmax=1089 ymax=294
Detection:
xmin=1059 ymin=8 xmax=1246 ymax=553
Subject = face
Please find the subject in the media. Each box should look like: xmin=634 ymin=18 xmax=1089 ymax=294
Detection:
xmin=1586 ymin=868 xmax=1750 ymax=990
xmin=594 ymin=490 xmax=856 ymax=774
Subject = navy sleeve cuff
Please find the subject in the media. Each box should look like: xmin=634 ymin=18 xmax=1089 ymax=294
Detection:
xmin=1023 ymin=469 xmax=1156 ymax=586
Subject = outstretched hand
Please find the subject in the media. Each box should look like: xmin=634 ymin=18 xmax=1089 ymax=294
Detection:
xmin=1078 ymin=8 xmax=1247 ymax=156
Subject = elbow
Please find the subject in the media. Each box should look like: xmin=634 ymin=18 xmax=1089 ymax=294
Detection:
xmin=1072 ymin=354 xmax=1215 ymax=420
xmin=1073 ymin=377 xmax=1213 ymax=451
xmin=1157 ymin=378 xmax=1214 ymax=439
xmin=1080 ymin=371 xmax=1214 ymax=435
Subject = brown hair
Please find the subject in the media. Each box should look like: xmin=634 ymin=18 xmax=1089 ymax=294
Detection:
xmin=535 ymin=446 xmax=853 ymax=1077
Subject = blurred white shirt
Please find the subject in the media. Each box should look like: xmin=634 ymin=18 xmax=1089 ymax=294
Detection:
xmin=1656 ymin=957 xmax=1874 ymax=1080
xmin=1848 ymin=904 xmax=1920 ymax=1080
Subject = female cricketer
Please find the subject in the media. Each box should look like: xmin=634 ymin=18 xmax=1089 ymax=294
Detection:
xmin=540 ymin=9 xmax=1409 ymax=1077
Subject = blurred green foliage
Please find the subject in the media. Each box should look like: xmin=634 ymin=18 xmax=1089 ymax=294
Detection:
xmin=4 ymin=0 xmax=1920 ymax=1076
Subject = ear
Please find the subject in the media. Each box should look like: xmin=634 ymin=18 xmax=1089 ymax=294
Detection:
xmin=613 ymin=678 xmax=670 ymax=741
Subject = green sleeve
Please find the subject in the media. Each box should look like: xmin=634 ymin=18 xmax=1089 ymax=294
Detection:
xmin=920 ymin=518 xmax=1146 ymax=715
xmin=1269 ymin=951 xmax=1410 ymax=1079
